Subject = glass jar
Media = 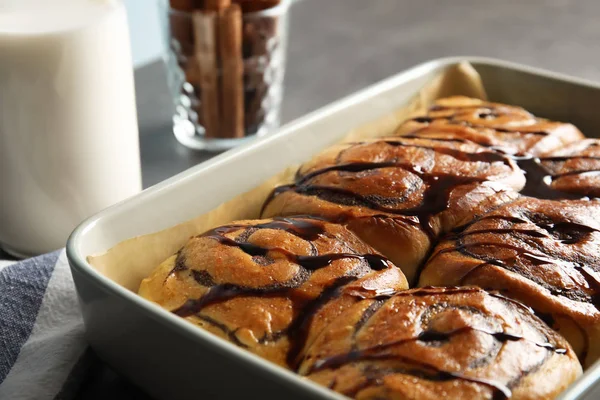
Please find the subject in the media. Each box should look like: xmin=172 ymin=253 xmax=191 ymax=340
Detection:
xmin=159 ymin=0 xmax=291 ymax=151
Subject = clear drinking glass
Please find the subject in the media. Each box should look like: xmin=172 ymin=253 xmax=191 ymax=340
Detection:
xmin=160 ymin=0 xmax=291 ymax=151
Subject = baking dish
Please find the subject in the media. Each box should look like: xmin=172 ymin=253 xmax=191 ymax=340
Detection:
xmin=67 ymin=57 xmax=600 ymax=400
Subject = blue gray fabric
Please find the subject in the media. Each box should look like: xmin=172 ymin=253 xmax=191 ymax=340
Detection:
xmin=0 ymin=251 xmax=89 ymax=400
xmin=0 ymin=252 xmax=59 ymax=383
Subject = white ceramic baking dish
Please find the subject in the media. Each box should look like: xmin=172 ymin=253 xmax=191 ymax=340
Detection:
xmin=67 ymin=57 xmax=600 ymax=400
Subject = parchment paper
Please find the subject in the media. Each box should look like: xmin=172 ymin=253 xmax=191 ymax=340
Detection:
xmin=89 ymin=62 xmax=488 ymax=292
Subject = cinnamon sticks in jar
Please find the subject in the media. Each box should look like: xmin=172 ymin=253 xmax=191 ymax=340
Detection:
xmin=192 ymin=11 xmax=221 ymax=138
xmin=169 ymin=0 xmax=283 ymax=140
xmin=218 ymin=5 xmax=245 ymax=138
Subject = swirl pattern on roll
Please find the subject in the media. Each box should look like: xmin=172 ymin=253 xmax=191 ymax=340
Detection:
xmin=419 ymin=197 xmax=600 ymax=367
xmin=524 ymin=138 xmax=600 ymax=199
xmin=396 ymin=96 xmax=584 ymax=156
xmin=261 ymin=136 xmax=524 ymax=282
xmin=300 ymin=287 xmax=581 ymax=400
xmin=138 ymin=217 xmax=408 ymax=368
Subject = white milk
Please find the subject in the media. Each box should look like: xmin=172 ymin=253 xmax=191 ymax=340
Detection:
xmin=0 ymin=0 xmax=142 ymax=257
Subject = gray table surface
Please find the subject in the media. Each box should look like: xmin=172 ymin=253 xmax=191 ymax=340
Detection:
xmin=64 ymin=0 xmax=600 ymax=397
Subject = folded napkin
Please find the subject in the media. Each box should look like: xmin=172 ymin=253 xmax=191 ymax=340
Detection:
xmin=0 ymin=251 xmax=89 ymax=400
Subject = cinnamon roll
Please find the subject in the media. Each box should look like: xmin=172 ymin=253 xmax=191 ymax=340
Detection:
xmin=138 ymin=217 xmax=408 ymax=368
xmin=516 ymin=139 xmax=600 ymax=199
xmin=261 ymin=136 xmax=524 ymax=283
xmin=396 ymin=96 xmax=584 ymax=156
xmin=419 ymin=197 xmax=600 ymax=366
xmin=300 ymin=287 xmax=581 ymax=400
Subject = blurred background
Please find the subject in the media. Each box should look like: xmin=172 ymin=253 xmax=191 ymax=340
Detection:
xmin=125 ymin=0 xmax=600 ymax=74
xmin=123 ymin=0 xmax=163 ymax=67
xmin=127 ymin=0 xmax=600 ymax=188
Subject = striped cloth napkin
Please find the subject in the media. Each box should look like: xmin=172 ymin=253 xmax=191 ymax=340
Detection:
xmin=0 ymin=251 xmax=89 ymax=400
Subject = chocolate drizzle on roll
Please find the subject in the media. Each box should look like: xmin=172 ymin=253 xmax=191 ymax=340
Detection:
xmin=397 ymin=97 xmax=593 ymax=200
xmin=420 ymin=198 xmax=600 ymax=366
xmin=263 ymin=140 xmax=517 ymax=239
xmin=409 ymin=99 xmax=552 ymax=136
xmin=520 ymin=146 xmax=600 ymax=199
xmin=301 ymin=287 xmax=578 ymax=400
xmin=173 ymin=218 xmax=392 ymax=318
xmin=307 ymin=321 xmax=569 ymax=400
xmin=435 ymin=213 xmax=600 ymax=308
xmin=310 ymin=326 xmax=565 ymax=375
xmin=409 ymin=115 xmax=550 ymax=136
xmin=401 ymin=130 xmax=597 ymax=200
xmin=285 ymin=275 xmax=357 ymax=369
xmin=145 ymin=217 xmax=409 ymax=370
xmin=173 ymin=247 xmax=390 ymax=318
xmin=513 ymin=156 xmax=583 ymax=200
xmin=315 ymin=352 xmax=514 ymax=400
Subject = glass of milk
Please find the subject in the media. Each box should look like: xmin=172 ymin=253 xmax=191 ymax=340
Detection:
xmin=0 ymin=0 xmax=142 ymax=257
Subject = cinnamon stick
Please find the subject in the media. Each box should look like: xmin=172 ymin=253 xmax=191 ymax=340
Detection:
xmin=192 ymin=10 xmax=221 ymax=138
xmin=234 ymin=0 xmax=281 ymax=13
xmin=170 ymin=10 xmax=197 ymax=58
xmin=170 ymin=0 xmax=196 ymax=12
xmin=218 ymin=4 xmax=245 ymax=138
xmin=205 ymin=0 xmax=231 ymax=11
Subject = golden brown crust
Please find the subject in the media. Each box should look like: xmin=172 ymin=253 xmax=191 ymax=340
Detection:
xmin=138 ymin=217 xmax=408 ymax=368
xmin=419 ymin=197 xmax=600 ymax=367
xmin=396 ymin=96 xmax=584 ymax=156
xmin=300 ymin=287 xmax=581 ymax=400
xmin=261 ymin=136 xmax=524 ymax=283
xmin=531 ymin=139 xmax=600 ymax=199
